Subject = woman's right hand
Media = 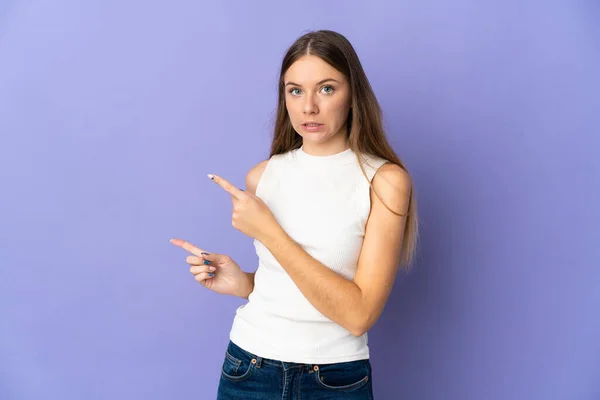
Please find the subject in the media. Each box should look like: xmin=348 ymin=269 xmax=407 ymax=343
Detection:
xmin=170 ymin=238 xmax=253 ymax=298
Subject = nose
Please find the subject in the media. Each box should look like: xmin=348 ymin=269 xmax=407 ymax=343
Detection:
xmin=303 ymin=93 xmax=318 ymax=115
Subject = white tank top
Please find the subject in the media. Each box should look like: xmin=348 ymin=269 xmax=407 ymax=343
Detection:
xmin=229 ymin=145 xmax=389 ymax=364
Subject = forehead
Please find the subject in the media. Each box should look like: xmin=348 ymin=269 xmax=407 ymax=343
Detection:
xmin=284 ymin=55 xmax=346 ymax=84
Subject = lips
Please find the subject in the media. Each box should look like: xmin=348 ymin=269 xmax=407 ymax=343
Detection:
xmin=301 ymin=122 xmax=325 ymax=132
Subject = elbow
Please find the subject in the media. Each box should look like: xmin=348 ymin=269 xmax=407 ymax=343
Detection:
xmin=349 ymin=326 xmax=368 ymax=337
xmin=347 ymin=314 xmax=373 ymax=337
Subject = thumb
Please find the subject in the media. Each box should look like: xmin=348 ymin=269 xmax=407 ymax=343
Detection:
xmin=200 ymin=251 xmax=224 ymax=264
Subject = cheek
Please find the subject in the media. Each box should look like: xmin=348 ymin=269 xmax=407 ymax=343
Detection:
xmin=327 ymin=99 xmax=351 ymax=121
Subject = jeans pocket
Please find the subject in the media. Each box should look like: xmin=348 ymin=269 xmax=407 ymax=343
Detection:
xmin=220 ymin=342 xmax=256 ymax=383
xmin=314 ymin=360 xmax=370 ymax=392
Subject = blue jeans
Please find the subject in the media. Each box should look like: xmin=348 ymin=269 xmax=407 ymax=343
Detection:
xmin=216 ymin=340 xmax=374 ymax=399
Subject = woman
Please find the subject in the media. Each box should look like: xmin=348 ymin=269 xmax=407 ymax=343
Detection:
xmin=171 ymin=29 xmax=418 ymax=399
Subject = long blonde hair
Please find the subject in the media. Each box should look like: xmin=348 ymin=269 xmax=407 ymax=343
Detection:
xmin=268 ymin=30 xmax=419 ymax=269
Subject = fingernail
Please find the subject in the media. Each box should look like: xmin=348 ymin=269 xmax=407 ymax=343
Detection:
xmin=208 ymin=273 xmax=215 ymax=277
xmin=207 ymin=174 xmax=214 ymax=180
xmin=203 ymin=260 xmax=211 ymax=265
xmin=208 ymin=266 xmax=216 ymax=272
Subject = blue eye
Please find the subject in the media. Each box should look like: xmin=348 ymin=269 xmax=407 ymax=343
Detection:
xmin=288 ymin=86 xmax=334 ymax=96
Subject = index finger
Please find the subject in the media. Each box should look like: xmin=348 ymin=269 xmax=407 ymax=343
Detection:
xmin=170 ymin=238 xmax=208 ymax=257
xmin=208 ymin=174 xmax=245 ymax=199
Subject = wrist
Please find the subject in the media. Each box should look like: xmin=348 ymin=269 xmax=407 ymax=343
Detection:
xmin=259 ymin=225 xmax=291 ymax=250
xmin=233 ymin=271 xmax=255 ymax=299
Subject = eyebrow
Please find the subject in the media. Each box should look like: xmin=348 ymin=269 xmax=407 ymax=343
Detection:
xmin=284 ymin=78 xmax=341 ymax=87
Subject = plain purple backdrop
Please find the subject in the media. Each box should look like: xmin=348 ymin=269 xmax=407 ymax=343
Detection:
xmin=1 ymin=1 xmax=599 ymax=399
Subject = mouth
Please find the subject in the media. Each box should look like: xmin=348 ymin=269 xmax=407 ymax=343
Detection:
xmin=301 ymin=122 xmax=325 ymax=132
xmin=302 ymin=122 xmax=323 ymax=127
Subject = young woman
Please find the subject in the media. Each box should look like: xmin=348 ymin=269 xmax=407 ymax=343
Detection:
xmin=171 ymin=29 xmax=418 ymax=400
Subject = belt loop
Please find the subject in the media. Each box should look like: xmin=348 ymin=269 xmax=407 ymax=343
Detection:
xmin=255 ymin=356 xmax=263 ymax=368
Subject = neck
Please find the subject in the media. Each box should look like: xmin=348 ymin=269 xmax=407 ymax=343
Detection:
xmin=301 ymin=135 xmax=350 ymax=157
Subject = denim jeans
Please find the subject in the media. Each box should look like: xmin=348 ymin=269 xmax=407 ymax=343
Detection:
xmin=216 ymin=340 xmax=374 ymax=399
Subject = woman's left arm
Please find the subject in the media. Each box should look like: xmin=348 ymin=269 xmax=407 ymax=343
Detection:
xmin=260 ymin=163 xmax=411 ymax=336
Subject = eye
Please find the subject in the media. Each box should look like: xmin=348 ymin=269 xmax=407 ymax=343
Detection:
xmin=321 ymin=85 xmax=334 ymax=94
xmin=289 ymin=88 xmax=301 ymax=96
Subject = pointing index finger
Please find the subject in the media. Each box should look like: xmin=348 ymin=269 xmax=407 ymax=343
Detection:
xmin=170 ymin=238 xmax=208 ymax=257
xmin=208 ymin=174 xmax=245 ymax=199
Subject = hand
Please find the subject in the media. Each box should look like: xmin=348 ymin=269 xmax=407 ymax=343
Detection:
xmin=207 ymin=173 xmax=282 ymax=242
xmin=170 ymin=238 xmax=251 ymax=298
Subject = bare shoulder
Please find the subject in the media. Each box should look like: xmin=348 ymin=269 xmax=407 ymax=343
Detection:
xmin=371 ymin=163 xmax=412 ymax=215
xmin=245 ymin=159 xmax=270 ymax=195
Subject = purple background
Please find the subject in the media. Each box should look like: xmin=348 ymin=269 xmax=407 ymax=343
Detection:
xmin=1 ymin=1 xmax=599 ymax=399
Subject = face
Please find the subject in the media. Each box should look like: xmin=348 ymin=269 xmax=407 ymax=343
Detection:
xmin=283 ymin=55 xmax=352 ymax=145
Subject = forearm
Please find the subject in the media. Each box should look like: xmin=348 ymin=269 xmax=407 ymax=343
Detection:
xmin=261 ymin=229 xmax=367 ymax=336
xmin=233 ymin=272 xmax=255 ymax=300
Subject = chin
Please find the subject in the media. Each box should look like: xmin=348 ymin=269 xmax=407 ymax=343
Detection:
xmin=296 ymin=130 xmax=333 ymax=142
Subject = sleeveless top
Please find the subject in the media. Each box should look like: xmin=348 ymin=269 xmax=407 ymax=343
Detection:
xmin=229 ymin=145 xmax=389 ymax=364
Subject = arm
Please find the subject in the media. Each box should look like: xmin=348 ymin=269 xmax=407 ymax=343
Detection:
xmin=259 ymin=163 xmax=411 ymax=336
xmin=235 ymin=272 xmax=255 ymax=300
